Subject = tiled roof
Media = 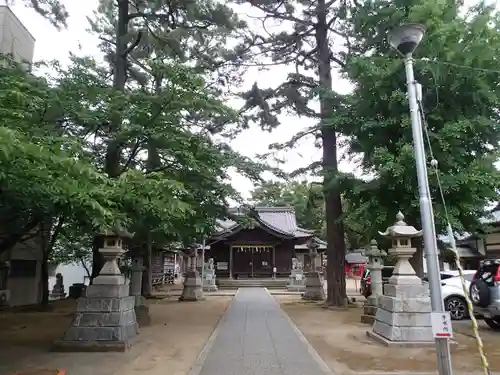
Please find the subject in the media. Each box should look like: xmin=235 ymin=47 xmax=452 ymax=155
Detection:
xmin=214 ymin=206 xmax=314 ymax=238
xmin=294 ymin=237 xmax=327 ymax=250
xmin=345 ymin=250 xmax=368 ymax=264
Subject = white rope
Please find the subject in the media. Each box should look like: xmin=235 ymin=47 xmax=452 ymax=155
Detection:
xmin=415 ymin=85 xmax=490 ymax=375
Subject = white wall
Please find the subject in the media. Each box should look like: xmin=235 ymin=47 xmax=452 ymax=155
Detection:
xmin=0 ymin=236 xmax=42 ymax=306
xmin=0 ymin=6 xmax=35 ymax=63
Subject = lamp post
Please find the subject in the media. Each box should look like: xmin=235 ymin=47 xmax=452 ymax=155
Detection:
xmin=387 ymin=24 xmax=453 ymax=375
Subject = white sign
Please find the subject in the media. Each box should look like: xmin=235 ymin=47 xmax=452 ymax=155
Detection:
xmin=205 ymin=274 xmax=213 ymax=281
xmin=296 ymin=274 xmax=303 ymax=281
xmin=431 ymin=312 xmax=453 ymax=339
xmin=217 ymin=262 xmax=228 ymax=270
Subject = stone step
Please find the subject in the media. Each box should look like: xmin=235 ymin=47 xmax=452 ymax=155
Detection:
xmin=218 ymin=279 xmax=288 ymax=289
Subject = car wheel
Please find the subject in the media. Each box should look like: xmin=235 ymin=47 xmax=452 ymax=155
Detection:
xmin=484 ymin=318 xmax=500 ymax=331
xmin=445 ymin=296 xmax=468 ymax=320
xmin=469 ymin=279 xmax=491 ymax=308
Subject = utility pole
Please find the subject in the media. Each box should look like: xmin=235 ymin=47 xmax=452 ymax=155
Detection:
xmin=387 ymin=24 xmax=453 ymax=375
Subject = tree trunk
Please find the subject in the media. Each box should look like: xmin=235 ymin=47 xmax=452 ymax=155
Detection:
xmin=92 ymin=0 xmax=130 ymax=276
xmin=91 ymin=235 xmax=104 ymax=282
xmin=40 ymin=255 xmax=49 ymax=306
xmin=316 ymin=0 xmax=346 ymax=306
xmin=142 ymin=233 xmax=153 ymax=297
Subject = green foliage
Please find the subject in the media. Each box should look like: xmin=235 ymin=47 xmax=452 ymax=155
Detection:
xmin=0 ymin=60 xmax=120 ymax=254
xmin=339 ymin=0 xmax=500 ymax=237
xmin=0 ymin=0 xmax=269 ymax=265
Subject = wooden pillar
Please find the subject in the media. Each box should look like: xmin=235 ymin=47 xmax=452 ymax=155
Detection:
xmin=229 ymin=246 xmax=233 ymax=279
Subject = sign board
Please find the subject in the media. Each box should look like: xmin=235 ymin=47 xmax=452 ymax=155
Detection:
xmin=295 ymin=274 xmax=303 ymax=281
xmin=217 ymin=262 xmax=228 ymax=270
xmin=431 ymin=312 xmax=453 ymax=338
xmin=205 ymin=274 xmax=213 ymax=281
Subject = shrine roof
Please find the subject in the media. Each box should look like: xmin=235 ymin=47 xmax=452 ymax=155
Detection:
xmin=345 ymin=251 xmax=368 ymax=264
xmin=213 ymin=206 xmax=315 ymax=239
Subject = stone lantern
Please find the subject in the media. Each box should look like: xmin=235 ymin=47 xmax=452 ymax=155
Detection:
xmin=179 ymin=245 xmax=204 ymax=301
xmin=367 ymin=212 xmax=434 ymax=346
xmin=361 ymin=239 xmax=387 ymax=324
xmin=55 ymin=226 xmax=139 ymax=352
xmin=302 ymin=238 xmax=325 ymax=301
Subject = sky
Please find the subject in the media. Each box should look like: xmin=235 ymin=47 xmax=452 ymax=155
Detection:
xmin=6 ymin=0 xmax=497 ymax=201
xmin=6 ymin=0 xmax=356 ymax=200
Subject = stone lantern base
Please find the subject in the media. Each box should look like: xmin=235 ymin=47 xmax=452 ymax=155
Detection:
xmin=302 ymin=271 xmax=325 ymax=301
xmin=367 ymin=283 xmax=434 ymax=347
xmin=179 ymin=270 xmax=204 ymax=301
xmin=53 ymin=283 xmax=139 ymax=352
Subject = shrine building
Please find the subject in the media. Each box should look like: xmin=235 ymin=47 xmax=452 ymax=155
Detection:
xmin=206 ymin=207 xmax=326 ymax=279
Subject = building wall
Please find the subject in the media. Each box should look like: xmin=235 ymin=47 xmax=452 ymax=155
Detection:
xmin=0 ymin=6 xmax=35 ymax=63
xmin=485 ymin=228 xmax=500 ymax=256
xmin=0 ymin=234 xmax=43 ymax=306
xmin=208 ymin=227 xmax=298 ymax=277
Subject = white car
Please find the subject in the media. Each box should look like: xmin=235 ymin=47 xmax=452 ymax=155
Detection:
xmin=440 ymin=270 xmax=476 ymax=320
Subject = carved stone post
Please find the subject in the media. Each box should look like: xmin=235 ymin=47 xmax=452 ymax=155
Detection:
xmin=130 ymin=257 xmax=150 ymax=326
xmin=302 ymin=239 xmax=325 ymax=301
xmin=179 ymin=246 xmax=204 ymax=301
xmin=367 ymin=212 xmax=434 ymax=346
xmin=361 ymin=239 xmax=386 ymax=324
xmin=203 ymin=258 xmax=218 ymax=292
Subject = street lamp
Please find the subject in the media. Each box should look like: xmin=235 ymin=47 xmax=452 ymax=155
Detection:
xmin=387 ymin=24 xmax=453 ymax=375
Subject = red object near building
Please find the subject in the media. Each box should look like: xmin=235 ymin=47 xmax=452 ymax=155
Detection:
xmin=345 ymin=250 xmax=367 ymax=277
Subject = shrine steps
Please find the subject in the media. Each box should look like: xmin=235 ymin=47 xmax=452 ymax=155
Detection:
xmin=218 ymin=278 xmax=288 ymax=289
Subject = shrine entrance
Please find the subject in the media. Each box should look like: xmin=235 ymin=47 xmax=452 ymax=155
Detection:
xmin=232 ymin=245 xmax=273 ymax=278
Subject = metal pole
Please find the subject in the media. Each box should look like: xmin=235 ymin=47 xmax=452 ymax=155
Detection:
xmin=201 ymin=238 xmax=206 ymax=282
xmin=403 ymin=54 xmax=453 ymax=375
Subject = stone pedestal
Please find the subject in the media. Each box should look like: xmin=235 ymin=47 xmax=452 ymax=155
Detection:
xmin=302 ymin=271 xmax=325 ymax=300
xmin=361 ymin=240 xmax=386 ymax=325
xmin=179 ymin=270 xmax=204 ymax=301
xmin=302 ymin=241 xmax=325 ymax=301
xmin=130 ymin=257 xmax=150 ymax=326
xmin=367 ymin=212 xmax=434 ymax=347
xmin=287 ymin=269 xmax=305 ymax=292
xmin=203 ymin=271 xmax=218 ymax=292
xmin=50 ymin=273 xmax=66 ymax=300
xmin=203 ymin=258 xmax=218 ymax=292
xmin=54 ymin=231 xmax=139 ymax=352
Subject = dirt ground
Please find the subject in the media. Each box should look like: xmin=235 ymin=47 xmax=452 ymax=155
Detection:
xmin=277 ymin=295 xmax=500 ymax=374
xmin=0 ymin=295 xmax=231 ymax=375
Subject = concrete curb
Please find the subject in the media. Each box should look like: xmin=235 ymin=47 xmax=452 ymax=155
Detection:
xmin=266 ymin=288 xmax=336 ymax=375
xmin=187 ymin=288 xmax=240 ymax=375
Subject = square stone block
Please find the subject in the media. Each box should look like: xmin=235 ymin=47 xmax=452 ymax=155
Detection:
xmin=76 ymin=296 xmax=135 ymax=312
xmin=378 ymin=295 xmax=432 ymax=313
xmin=63 ymin=321 xmax=138 ymax=342
xmin=375 ymin=307 xmax=432 ymax=327
xmin=71 ymin=309 xmax=136 ymax=327
xmin=85 ymin=284 xmax=129 ymax=298
xmin=384 ymin=284 xmax=429 ymax=299
xmin=373 ymin=320 xmax=434 ymax=342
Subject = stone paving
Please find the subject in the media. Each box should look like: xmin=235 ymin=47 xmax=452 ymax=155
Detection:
xmin=193 ymin=288 xmax=333 ymax=375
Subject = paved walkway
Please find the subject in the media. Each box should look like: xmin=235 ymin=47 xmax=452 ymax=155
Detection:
xmin=194 ymin=288 xmax=332 ymax=375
